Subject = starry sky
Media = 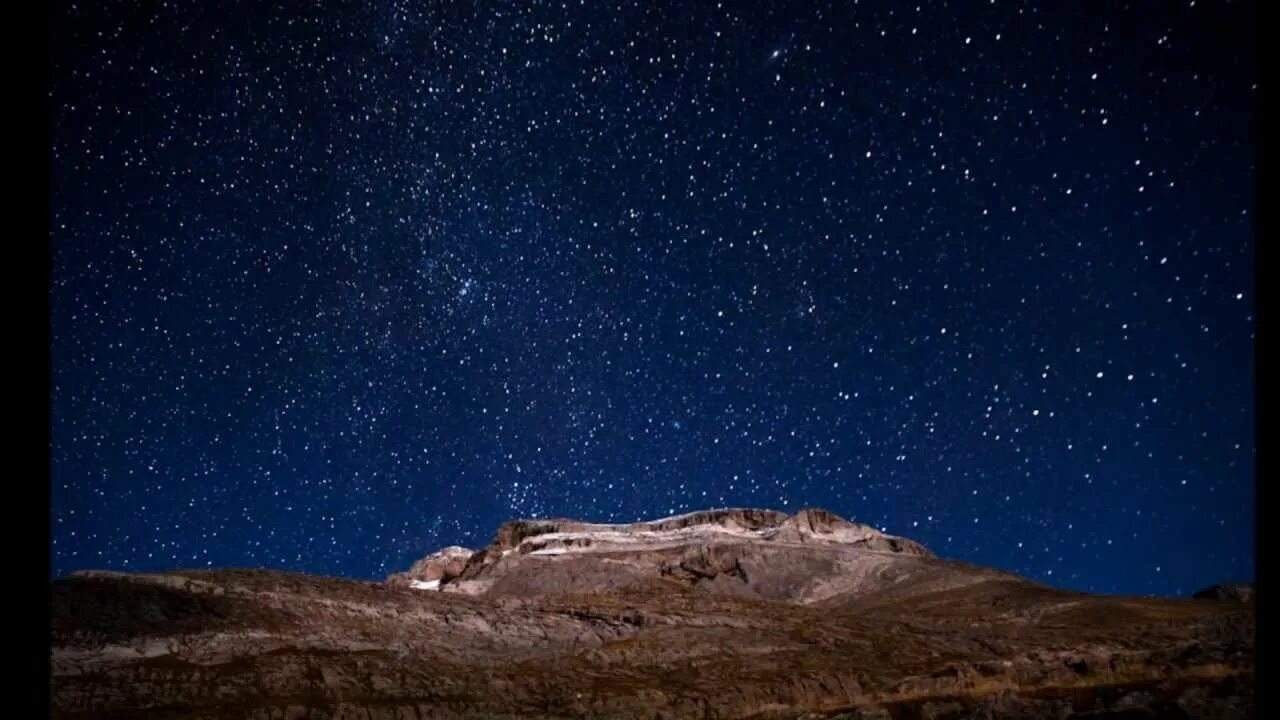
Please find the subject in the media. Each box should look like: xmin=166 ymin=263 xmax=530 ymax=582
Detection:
xmin=50 ymin=1 xmax=1255 ymax=597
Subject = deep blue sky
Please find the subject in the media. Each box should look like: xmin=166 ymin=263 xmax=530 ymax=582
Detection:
xmin=50 ymin=0 xmax=1254 ymax=597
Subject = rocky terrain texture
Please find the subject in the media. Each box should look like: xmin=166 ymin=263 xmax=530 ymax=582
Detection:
xmin=1192 ymin=583 xmax=1254 ymax=604
xmin=51 ymin=508 xmax=1254 ymax=719
xmin=384 ymin=546 xmax=473 ymax=590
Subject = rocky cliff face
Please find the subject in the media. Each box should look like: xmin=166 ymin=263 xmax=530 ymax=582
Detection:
xmin=429 ymin=508 xmax=946 ymax=604
xmin=50 ymin=508 xmax=1255 ymax=719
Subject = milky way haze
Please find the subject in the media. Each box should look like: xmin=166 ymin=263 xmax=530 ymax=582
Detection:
xmin=50 ymin=1 xmax=1255 ymax=596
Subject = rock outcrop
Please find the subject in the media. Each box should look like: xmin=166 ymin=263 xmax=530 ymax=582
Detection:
xmin=431 ymin=508 xmax=947 ymax=603
xmin=384 ymin=545 xmax=473 ymax=589
xmin=50 ymin=508 xmax=1255 ymax=719
xmin=1193 ymin=582 xmax=1255 ymax=603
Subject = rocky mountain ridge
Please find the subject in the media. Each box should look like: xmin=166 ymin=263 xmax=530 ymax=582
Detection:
xmin=50 ymin=507 xmax=1255 ymax=719
xmin=396 ymin=508 xmax=943 ymax=603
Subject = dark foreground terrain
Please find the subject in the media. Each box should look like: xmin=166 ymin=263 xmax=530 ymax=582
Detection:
xmin=51 ymin=509 xmax=1254 ymax=719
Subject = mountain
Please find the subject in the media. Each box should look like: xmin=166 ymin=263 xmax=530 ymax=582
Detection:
xmin=1192 ymin=583 xmax=1255 ymax=604
xmin=415 ymin=508 xmax=943 ymax=603
xmin=50 ymin=508 xmax=1254 ymax=719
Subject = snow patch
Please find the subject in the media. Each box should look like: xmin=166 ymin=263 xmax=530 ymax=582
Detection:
xmin=409 ymin=579 xmax=440 ymax=591
xmin=436 ymin=546 xmax=472 ymax=557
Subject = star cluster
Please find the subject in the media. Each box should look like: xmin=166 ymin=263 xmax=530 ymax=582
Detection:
xmin=51 ymin=1 xmax=1254 ymax=596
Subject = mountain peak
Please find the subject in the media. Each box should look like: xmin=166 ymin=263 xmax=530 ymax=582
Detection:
xmin=483 ymin=506 xmax=930 ymax=555
xmin=390 ymin=507 xmax=940 ymax=602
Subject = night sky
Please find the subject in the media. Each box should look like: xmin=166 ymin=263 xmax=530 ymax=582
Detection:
xmin=50 ymin=1 xmax=1255 ymax=598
